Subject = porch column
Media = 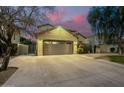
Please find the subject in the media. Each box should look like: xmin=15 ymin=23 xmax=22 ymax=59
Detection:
xmin=37 ymin=39 xmax=43 ymax=56
xmin=73 ymin=42 xmax=77 ymax=54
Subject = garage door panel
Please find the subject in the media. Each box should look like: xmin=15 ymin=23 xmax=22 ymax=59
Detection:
xmin=43 ymin=40 xmax=73 ymax=55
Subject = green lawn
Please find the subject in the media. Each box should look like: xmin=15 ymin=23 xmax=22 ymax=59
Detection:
xmin=96 ymin=55 xmax=124 ymax=64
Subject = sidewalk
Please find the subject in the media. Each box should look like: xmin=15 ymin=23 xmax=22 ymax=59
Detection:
xmin=82 ymin=53 xmax=118 ymax=58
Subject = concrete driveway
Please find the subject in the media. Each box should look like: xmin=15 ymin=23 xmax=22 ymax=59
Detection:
xmin=3 ymin=55 xmax=124 ymax=87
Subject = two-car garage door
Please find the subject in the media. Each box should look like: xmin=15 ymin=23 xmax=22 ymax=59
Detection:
xmin=43 ymin=40 xmax=73 ymax=55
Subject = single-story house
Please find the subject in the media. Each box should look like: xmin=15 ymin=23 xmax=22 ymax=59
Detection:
xmin=35 ymin=24 xmax=87 ymax=56
xmin=12 ymin=30 xmax=29 ymax=55
xmin=87 ymin=34 xmax=124 ymax=53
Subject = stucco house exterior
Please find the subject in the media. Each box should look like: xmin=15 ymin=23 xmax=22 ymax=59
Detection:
xmin=88 ymin=35 xmax=119 ymax=53
xmin=12 ymin=31 xmax=28 ymax=55
xmin=35 ymin=24 xmax=87 ymax=56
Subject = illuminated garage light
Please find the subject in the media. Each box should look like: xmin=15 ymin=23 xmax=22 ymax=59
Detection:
xmin=44 ymin=41 xmax=50 ymax=44
xmin=52 ymin=42 xmax=58 ymax=44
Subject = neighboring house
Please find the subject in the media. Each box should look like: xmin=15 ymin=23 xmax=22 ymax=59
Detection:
xmin=88 ymin=34 xmax=119 ymax=53
xmin=35 ymin=24 xmax=87 ymax=56
xmin=12 ymin=31 xmax=28 ymax=55
xmin=20 ymin=37 xmax=36 ymax=54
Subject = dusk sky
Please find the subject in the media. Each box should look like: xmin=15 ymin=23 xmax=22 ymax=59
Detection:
xmin=46 ymin=6 xmax=92 ymax=37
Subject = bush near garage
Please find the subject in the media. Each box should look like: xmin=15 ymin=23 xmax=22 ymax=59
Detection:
xmin=77 ymin=44 xmax=90 ymax=54
xmin=77 ymin=48 xmax=84 ymax=54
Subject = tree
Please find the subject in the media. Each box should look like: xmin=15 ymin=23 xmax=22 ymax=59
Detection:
xmin=0 ymin=6 xmax=55 ymax=71
xmin=87 ymin=6 xmax=124 ymax=54
xmin=118 ymin=7 xmax=124 ymax=54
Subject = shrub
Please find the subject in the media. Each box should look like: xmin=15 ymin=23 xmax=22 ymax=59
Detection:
xmin=110 ymin=47 xmax=115 ymax=53
xmin=83 ymin=46 xmax=89 ymax=53
xmin=77 ymin=48 xmax=84 ymax=54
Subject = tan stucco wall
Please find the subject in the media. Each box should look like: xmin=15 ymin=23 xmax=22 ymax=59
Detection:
xmin=36 ymin=26 xmax=78 ymax=56
xmin=17 ymin=44 xmax=28 ymax=55
xmin=100 ymin=44 xmax=118 ymax=53
xmin=37 ymin=26 xmax=77 ymax=41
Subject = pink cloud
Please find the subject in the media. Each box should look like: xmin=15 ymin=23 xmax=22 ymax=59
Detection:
xmin=47 ymin=7 xmax=66 ymax=24
xmin=72 ymin=15 xmax=86 ymax=24
xmin=60 ymin=16 xmax=92 ymax=36
xmin=61 ymin=14 xmax=92 ymax=36
xmin=47 ymin=12 xmax=60 ymax=23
